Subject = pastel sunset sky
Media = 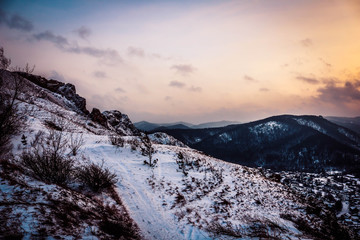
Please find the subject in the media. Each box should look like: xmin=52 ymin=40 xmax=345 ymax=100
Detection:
xmin=1 ymin=0 xmax=359 ymax=123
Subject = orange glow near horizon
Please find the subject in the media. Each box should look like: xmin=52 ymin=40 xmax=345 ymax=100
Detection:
xmin=0 ymin=0 xmax=359 ymax=123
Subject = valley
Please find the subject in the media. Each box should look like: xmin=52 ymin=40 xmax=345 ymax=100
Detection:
xmin=1 ymin=69 xmax=359 ymax=239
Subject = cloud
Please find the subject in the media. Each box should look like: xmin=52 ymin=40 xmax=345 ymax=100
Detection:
xmin=164 ymin=96 xmax=172 ymax=101
xmin=189 ymin=86 xmax=202 ymax=92
xmin=244 ymin=75 xmax=256 ymax=82
xmin=317 ymin=80 xmax=360 ymax=103
xmin=259 ymin=88 xmax=269 ymax=92
xmin=33 ymin=30 xmax=122 ymax=64
xmin=169 ymin=80 xmax=186 ymax=88
xmin=136 ymin=84 xmax=149 ymax=94
xmin=127 ymin=46 xmax=145 ymax=57
xmin=151 ymin=53 xmax=162 ymax=59
xmin=150 ymin=53 xmax=173 ymax=61
xmin=0 ymin=10 xmax=33 ymax=32
xmin=319 ymin=58 xmax=332 ymax=68
xmin=296 ymin=76 xmax=320 ymax=84
xmin=93 ymin=71 xmax=107 ymax=78
xmin=74 ymin=26 xmax=91 ymax=40
xmin=49 ymin=70 xmax=65 ymax=82
xmin=67 ymin=45 xmax=121 ymax=62
xmin=33 ymin=31 xmax=68 ymax=48
xmin=171 ymin=64 xmax=196 ymax=76
xmin=115 ymin=87 xmax=126 ymax=93
xmin=90 ymin=94 xmax=128 ymax=111
xmin=300 ymin=38 xmax=313 ymax=47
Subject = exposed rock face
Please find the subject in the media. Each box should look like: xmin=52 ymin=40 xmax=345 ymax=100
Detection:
xmin=90 ymin=108 xmax=107 ymax=127
xmin=103 ymin=110 xmax=140 ymax=136
xmin=16 ymin=72 xmax=89 ymax=114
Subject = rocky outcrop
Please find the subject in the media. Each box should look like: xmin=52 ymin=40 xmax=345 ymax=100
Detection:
xmin=16 ymin=72 xmax=89 ymax=114
xmin=90 ymin=108 xmax=107 ymax=127
xmin=148 ymin=132 xmax=187 ymax=147
xmin=103 ymin=110 xmax=140 ymax=136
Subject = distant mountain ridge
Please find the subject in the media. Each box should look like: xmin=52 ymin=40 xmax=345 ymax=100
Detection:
xmin=326 ymin=116 xmax=360 ymax=134
xmin=160 ymin=115 xmax=360 ymax=173
xmin=134 ymin=120 xmax=240 ymax=132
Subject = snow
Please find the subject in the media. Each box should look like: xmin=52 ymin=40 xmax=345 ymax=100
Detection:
xmin=149 ymin=132 xmax=187 ymax=147
xmin=80 ymin=136 xmax=308 ymax=239
xmin=250 ymin=121 xmax=286 ymax=135
xmin=218 ymin=133 xmax=232 ymax=142
xmin=337 ymin=201 xmax=350 ymax=218
xmin=338 ymin=127 xmax=357 ymax=142
xmin=294 ymin=118 xmax=326 ymax=134
xmin=249 ymin=121 xmax=289 ymax=142
xmin=3 ymin=87 xmax=324 ymax=239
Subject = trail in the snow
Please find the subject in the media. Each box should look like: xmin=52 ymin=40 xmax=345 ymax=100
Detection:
xmin=87 ymin=145 xmax=185 ymax=240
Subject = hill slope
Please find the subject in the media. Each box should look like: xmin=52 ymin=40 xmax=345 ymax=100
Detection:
xmin=326 ymin=116 xmax=360 ymax=134
xmin=161 ymin=115 xmax=360 ymax=172
xmin=0 ymin=70 xmax=357 ymax=239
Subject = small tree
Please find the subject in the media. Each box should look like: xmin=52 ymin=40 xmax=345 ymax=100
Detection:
xmin=0 ymin=70 xmax=26 ymax=157
xmin=0 ymin=47 xmax=11 ymax=70
xmin=141 ymin=134 xmax=157 ymax=167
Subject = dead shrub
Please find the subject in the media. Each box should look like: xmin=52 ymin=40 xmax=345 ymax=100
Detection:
xmin=69 ymin=133 xmax=84 ymax=156
xmin=76 ymin=161 xmax=117 ymax=192
xmin=109 ymin=135 xmax=124 ymax=147
xmin=20 ymin=130 xmax=75 ymax=185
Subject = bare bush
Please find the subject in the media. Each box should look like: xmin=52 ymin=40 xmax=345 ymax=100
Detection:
xmin=11 ymin=63 xmax=35 ymax=74
xmin=76 ymin=160 xmax=117 ymax=192
xmin=207 ymin=221 xmax=244 ymax=238
xmin=69 ymin=133 xmax=84 ymax=156
xmin=0 ymin=70 xmax=26 ymax=157
xmin=20 ymin=129 xmax=75 ymax=185
xmin=109 ymin=135 xmax=124 ymax=147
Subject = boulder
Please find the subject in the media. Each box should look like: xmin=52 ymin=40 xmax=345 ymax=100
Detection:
xmin=90 ymin=108 xmax=107 ymax=127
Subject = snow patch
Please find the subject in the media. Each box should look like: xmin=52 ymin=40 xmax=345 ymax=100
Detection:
xmin=294 ymin=118 xmax=326 ymax=134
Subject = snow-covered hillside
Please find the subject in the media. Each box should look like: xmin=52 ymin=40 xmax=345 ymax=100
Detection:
xmin=1 ymin=71 xmax=356 ymax=239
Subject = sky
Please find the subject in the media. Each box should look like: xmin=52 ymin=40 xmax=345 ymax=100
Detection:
xmin=0 ymin=0 xmax=360 ymax=124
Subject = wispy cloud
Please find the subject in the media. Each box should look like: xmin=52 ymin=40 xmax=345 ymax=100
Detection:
xmin=33 ymin=30 xmax=122 ymax=64
xmin=244 ymin=75 xmax=257 ymax=82
xmin=296 ymin=76 xmax=320 ymax=84
xmin=259 ymin=88 xmax=269 ymax=92
xmin=33 ymin=31 xmax=68 ymax=48
xmin=115 ymin=87 xmax=126 ymax=93
xmin=319 ymin=58 xmax=332 ymax=68
xmin=127 ymin=46 xmax=145 ymax=57
xmin=300 ymin=38 xmax=313 ymax=47
xmin=68 ymin=45 xmax=121 ymax=61
xmin=0 ymin=10 xmax=33 ymax=32
xmin=74 ymin=26 xmax=91 ymax=40
xmin=189 ymin=86 xmax=202 ymax=92
xmin=93 ymin=71 xmax=107 ymax=78
xmin=171 ymin=64 xmax=196 ymax=76
xmin=169 ymin=80 xmax=186 ymax=88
